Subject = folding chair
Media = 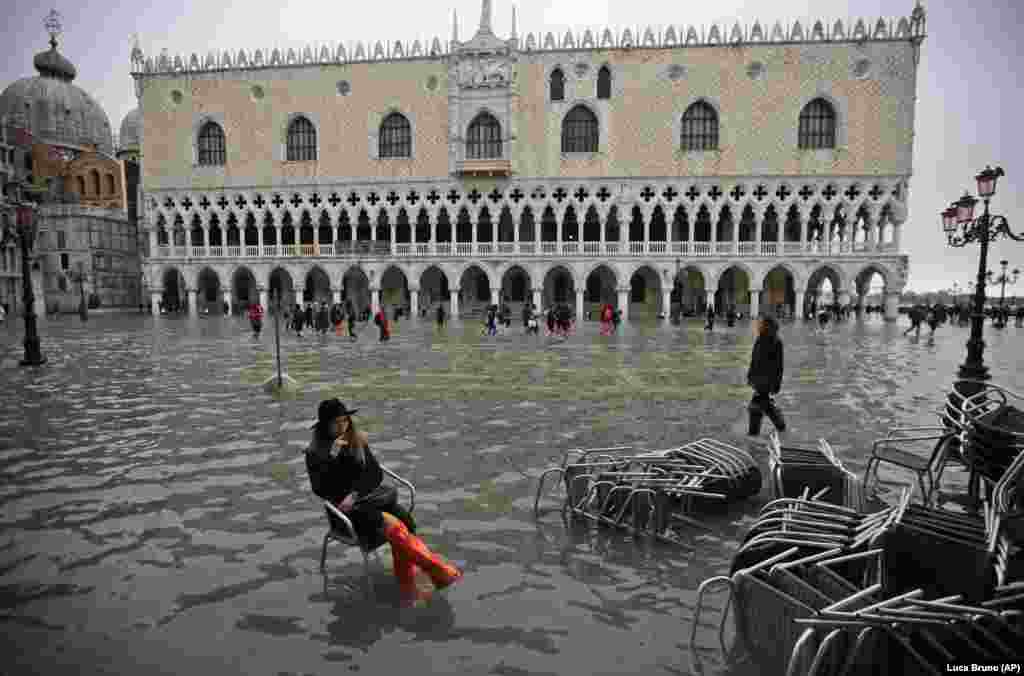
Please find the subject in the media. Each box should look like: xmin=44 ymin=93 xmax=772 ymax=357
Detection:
xmin=319 ymin=466 xmax=416 ymax=577
xmin=862 ymin=428 xmax=955 ymax=505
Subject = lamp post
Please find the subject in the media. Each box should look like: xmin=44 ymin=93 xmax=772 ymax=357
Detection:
xmin=987 ymin=259 xmax=1019 ymax=328
xmin=1 ymin=182 xmax=46 ymax=366
xmin=941 ymin=166 xmax=1023 ymax=392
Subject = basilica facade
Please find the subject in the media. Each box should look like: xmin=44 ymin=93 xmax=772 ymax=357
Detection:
xmin=132 ymin=0 xmax=926 ymax=320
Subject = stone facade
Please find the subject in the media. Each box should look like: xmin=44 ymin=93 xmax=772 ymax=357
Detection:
xmin=132 ymin=1 xmax=926 ymax=321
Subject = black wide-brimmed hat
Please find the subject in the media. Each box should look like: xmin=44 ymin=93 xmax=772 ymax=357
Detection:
xmin=311 ymin=398 xmax=359 ymax=428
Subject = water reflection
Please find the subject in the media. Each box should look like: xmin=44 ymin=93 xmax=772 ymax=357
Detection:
xmin=0 ymin=314 xmax=1021 ymax=675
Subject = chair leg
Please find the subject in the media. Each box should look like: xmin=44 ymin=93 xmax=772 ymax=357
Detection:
xmin=320 ymin=533 xmax=331 ymax=571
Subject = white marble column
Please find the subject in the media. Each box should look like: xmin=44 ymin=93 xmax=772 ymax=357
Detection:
xmin=575 ymin=287 xmax=585 ymax=316
xmin=187 ymin=289 xmax=198 ymax=316
xmin=259 ymin=288 xmax=268 ymax=309
xmin=224 ymin=288 xmax=232 ymax=315
xmin=532 ymin=287 xmax=542 ymax=311
xmin=491 ymin=287 xmax=501 ymax=308
xmin=450 ymin=288 xmax=460 ymax=318
xmin=661 ymin=287 xmax=672 ymax=319
xmin=884 ymin=291 xmax=900 ymax=322
xmin=892 ymin=224 xmax=902 ymax=252
xmin=148 ymin=230 xmax=157 ymax=258
xmin=838 ymin=290 xmax=851 ymax=309
xmin=617 ymin=287 xmax=630 ymax=320
xmin=409 ymin=286 xmax=419 ymax=317
xmin=705 ymin=289 xmax=715 ymax=312
xmin=370 ymin=287 xmax=380 ymax=313
xmin=795 ymin=291 xmax=806 ymax=319
xmin=390 ymin=224 xmax=397 ymax=256
xmin=749 ymin=289 xmax=760 ymax=319
xmin=332 ymin=287 xmax=342 ymax=304
xmin=150 ymin=290 xmax=160 ymax=315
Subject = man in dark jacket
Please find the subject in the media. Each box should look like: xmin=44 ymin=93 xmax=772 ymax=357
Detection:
xmin=747 ymin=315 xmax=786 ymax=436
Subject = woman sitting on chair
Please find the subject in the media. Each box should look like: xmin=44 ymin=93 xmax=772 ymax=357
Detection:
xmin=305 ymin=399 xmax=463 ymax=603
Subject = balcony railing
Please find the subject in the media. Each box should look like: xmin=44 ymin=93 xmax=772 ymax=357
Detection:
xmin=147 ymin=239 xmax=895 ymax=260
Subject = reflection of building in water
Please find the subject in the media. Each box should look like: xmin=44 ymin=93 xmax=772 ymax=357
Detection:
xmin=133 ymin=0 xmax=925 ymax=320
xmin=0 ymin=13 xmax=143 ymax=313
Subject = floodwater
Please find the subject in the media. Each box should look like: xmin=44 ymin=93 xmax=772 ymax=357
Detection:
xmin=1 ymin=312 xmax=1021 ymax=676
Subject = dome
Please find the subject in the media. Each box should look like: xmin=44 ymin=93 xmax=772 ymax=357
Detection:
xmin=119 ymin=107 xmax=140 ymax=152
xmin=0 ymin=37 xmax=114 ymax=156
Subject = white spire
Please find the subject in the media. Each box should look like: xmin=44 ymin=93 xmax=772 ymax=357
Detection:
xmin=511 ymin=4 xmax=517 ymax=40
xmin=452 ymin=8 xmax=458 ymax=43
xmin=479 ymin=0 xmax=493 ymax=35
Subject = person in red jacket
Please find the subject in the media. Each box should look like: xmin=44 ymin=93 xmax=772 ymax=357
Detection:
xmin=374 ymin=307 xmax=391 ymax=342
xmin=248 ymin=302 xmax=264 ymax=337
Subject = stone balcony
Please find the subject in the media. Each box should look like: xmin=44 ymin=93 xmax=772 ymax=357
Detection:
xmin=150 ymin=239 xmax=900 ymax=260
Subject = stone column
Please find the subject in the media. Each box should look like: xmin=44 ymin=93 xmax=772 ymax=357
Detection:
xmin=575 ymin=287 xmax=585 ymax=317
xmin=259 ymin=287 xmax=268 ymax=310
xmin=838 ymin=290 xmax=851 ymax=309
xmin=450 ymin=288 xmax=460 ymax=318
xmin=884 ymin=291 xmax=900 ymax=322
xmin=148 ymin=229 xmax=157 ymax=258
xmin=150 ymin=290 xmax=160 ymax=315
xmin=224 ymin=288 xmax=232 ymax=315
xmin=202 ymin=228 xmax=210 ymax=257
xmin=795 ymin=291 xmax=806 ymax=319
xmin=294 ymin=285 xmax=305 ymax=307
xmin=390 ymin=224 xmax=397 ymax=256
xmin=618 ymin=287 xmax=630 ymax=320
xmin=705 ymin=289 xmax=715 ymax=312
xmin=332 ymin=287 xmax=342 ymax=304
xmin=799 ymin=210 xmax=809 ymax=253
xmin=185 ymin=226 xmax=193 ymax=254
xmin=532 ymin=287 xmax=542 ymax=311
xmin=661 ymin=287 xmax=672 ymax=319
xmin=491 ymin=287 xmax=501 ymax=308
xmin=642 ymin=212 xmax=649 ymax=253
xmin=749 ymin=289 xmax=760 ymax=319
xmin=258 ymin=226 xmax=264 ymax=250
xmin=409 ymin=285 xmax=419 ymax=317
xmin=370 ymin=287 xmax=380 ymax=313
xmin=187 ymin=289 xmax=198 ymax=316
xmin=856 ymin=293 xmax=866 ymax=314
xmin=892 ymin=224 xmax=902 ymax=252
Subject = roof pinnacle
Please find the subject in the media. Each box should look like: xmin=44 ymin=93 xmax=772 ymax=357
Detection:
xmin=479 ymin=0 xmax=493 ymax=35
xmin=452 ymin=8 xmax=458 ymax=43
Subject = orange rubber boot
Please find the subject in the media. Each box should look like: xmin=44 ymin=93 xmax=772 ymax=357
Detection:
xmin=382 ymin=513 xmax=463 ymax=590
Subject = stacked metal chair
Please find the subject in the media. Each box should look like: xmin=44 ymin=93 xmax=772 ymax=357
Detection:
xmin=533 ymin=440 xmax=761 ymax=544
xmin=691 ymin=485 xmax=1023 ymax=674
xmin=768 ymin=432 xmax=863 ymax=509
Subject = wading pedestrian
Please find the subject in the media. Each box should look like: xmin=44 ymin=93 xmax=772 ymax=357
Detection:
xmin=747 ymin=315 xmax=787 ymax=437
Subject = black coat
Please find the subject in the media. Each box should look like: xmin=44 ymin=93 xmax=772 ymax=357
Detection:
xmin=747 ymin=335 xmax=784 ymax=394
xmin=306 ymin=435 xmax=389 ymax=547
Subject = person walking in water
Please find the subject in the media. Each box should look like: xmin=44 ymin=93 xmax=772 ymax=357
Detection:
xmin=747 ymin=315 xmax=787 ymax=437
xmin=599 ymin=303 xmax=614 ymax=336
xmin=292 ymin=303 xmax=305 ymax=337
xmin=248 ymin=301 xmax=264 ymax=337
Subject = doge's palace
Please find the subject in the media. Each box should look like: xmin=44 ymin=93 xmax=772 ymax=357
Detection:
xmin=131 ymin=0 xmax=926 ymax=320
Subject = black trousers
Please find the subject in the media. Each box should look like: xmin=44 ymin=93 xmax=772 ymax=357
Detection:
xmin=749 ymin=390 xmax=786 ymax=435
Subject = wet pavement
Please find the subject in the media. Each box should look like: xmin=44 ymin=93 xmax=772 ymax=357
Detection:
xmin=0 ymin=312 xmax=1021 ymax=676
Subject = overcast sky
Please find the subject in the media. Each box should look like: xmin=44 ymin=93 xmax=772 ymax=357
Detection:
xmin=2 ymin=0 xmax=1022 ymax=295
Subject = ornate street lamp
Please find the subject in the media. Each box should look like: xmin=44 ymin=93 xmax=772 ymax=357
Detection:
xmin=986 ymin=259 xmax=1019 ymax=328
xmin=1 ymin=181 xmax=46 ymax=366
xmin=941 ymin=166 xmax=1022 ymax=392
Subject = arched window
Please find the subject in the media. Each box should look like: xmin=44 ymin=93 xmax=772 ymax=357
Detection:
xmin=90 ymin=170 xmax=101 ymax=195
xmin=561 ymin=105 xmax=598 ymax=153
xmin=105 ymin=174 xmax=115 ymax=194
xmin=466 ymin=113 xmax=502 ymax=159
xmin=597 ymin=66 xmax=611 ymax=100
xmin=286 ymin=116 xmax=317 ymax=161
xmin=550 ymin=68 xmax=565 ymax=102
xmin=197 ymin=120 xmax=226 ymax=166
xmin=378 ymin=112 xmax=411 ymax=158
xmin=680 ymin=101 xmax=719 ymax=151
xmin=798 ymin=98 xmax=836 ymax=149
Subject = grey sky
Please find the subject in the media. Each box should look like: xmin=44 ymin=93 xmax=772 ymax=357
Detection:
xmin=3 ymin=0 xmax=1022 ymax=295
